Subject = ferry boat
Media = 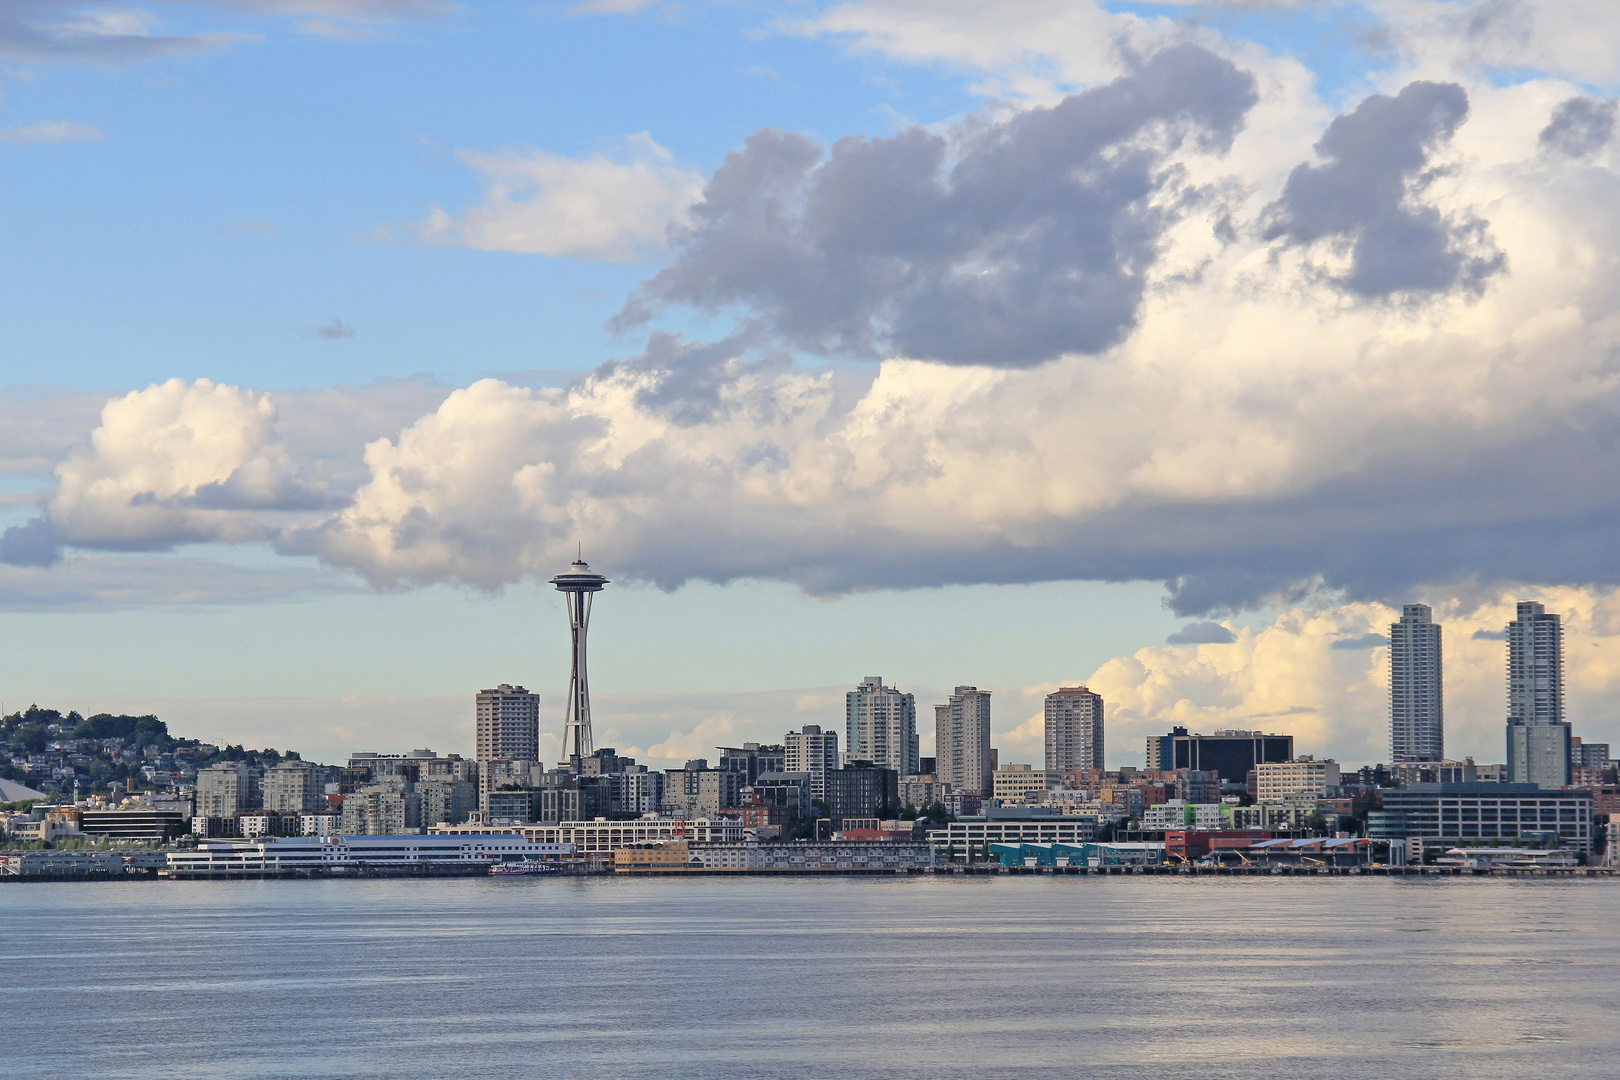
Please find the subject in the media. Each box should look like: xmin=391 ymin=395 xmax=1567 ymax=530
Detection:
xmin=488 ymin=860 xmax=560 ymax=876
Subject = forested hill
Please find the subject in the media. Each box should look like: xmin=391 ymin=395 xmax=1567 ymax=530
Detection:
xmin=0 ymin=705 xmax=303 ymax=801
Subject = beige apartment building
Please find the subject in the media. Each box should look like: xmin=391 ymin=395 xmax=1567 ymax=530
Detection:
xmin=993 ymin=764 xmax=1059 ymax=803
xmin=1254 ymin=758 xmax=1341 ymax=802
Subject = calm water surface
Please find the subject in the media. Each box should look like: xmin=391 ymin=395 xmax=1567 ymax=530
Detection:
xmin=3 ymin=875 xmax=1618 ymax=1079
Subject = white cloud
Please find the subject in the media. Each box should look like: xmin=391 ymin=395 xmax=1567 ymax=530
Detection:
xmin=45 ymin=378 xmax=322 ymax=552
xmin=403 ymin=134 xmax=704 ymax=262
xmin=0 ymin=121 xmax=104 ymax=144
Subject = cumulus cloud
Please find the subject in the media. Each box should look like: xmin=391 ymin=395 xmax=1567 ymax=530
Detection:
xmin=617 ymin=45 xmax=1259 ymax=365
xmin=316 ymin=317 xmax=355 ymax=339
xmin=1262 ymin=80 xmax=1503 ymax=298
xmin=403 ymin=134 xmax=704 ymax=262
xmin=44 ymin=378 xmax=326 ymax=554
xmin=12 ymin=40 xmax=1620 ymax=621
xmin=1540 ymin=96 xmax=1617 ymax=158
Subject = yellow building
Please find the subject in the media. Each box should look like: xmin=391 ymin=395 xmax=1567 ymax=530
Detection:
xmin=613 ymin=840 xmax=690 ymax=872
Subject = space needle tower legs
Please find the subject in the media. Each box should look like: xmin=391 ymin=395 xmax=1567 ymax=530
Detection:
xmin=550 ymin=555 xmax=609 ymax=769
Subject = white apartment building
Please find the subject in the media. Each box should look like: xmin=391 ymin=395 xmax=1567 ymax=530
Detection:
xmin=1142 ymin=800 xmax=1231 ymax=830
xmin=992 ymin=764 xmax=1059 ymax=803
xmin=1253 ymin=758 xmax=1341 ymax=802
xmin=846 ymin=677 xmax=919 ymax=775
xmin=475 ymin=684 xmax=541 ymax=764
xmin=784 ymin=725 xmax=839 ymax=800
xmin=1045 ymin=686 xmax=1104 ymax=773
xmin=936 ymin=686 xmax=992 ymax=797
xmin=1390 ymin=604 xmax=1444 ymax=763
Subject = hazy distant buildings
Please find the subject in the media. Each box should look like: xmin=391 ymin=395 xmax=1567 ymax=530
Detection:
xmin=1044 ymin=686 xmax=1104 ymax=773
xmin=476 ymin=684 xmax=540 ymax=764
xmin=1506 ymin=601 xmax=1572 ymax=788
xmin=784 ymin=725 xmax=839 ymax=800
xmin=846 ymin=677 xmax=919 ymax=776
xmin=936 ymin=686 xmax=993 ymax=797
xmin=1390 ymin=603 xmax=1444 ymax=764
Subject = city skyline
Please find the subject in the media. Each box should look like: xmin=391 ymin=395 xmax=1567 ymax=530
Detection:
xmin=1 ymin=5 xmax=1620 ymax=775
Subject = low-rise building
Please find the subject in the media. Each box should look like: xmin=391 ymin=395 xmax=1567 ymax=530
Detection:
xmin=1229 ymin=804 xmax=1315 ymax=831
xmin=989 ymin=841 xmax=1163 ymax=868
xmin=1142 ymin=800 xmax=1233 ymax=831
xmin=614 ymin=840 xmax=690 ymax=872
xmin=685 ymin=840 xmax=935 ymax=872
xmin=165 ymin=834 xmax=571 ymax=874
xmin=992 ymin=764 xmax=1058 ymax=804
xmin=0 ymin=851 xmax=128 ymax=876
xmin=931 ymin=815 xmax=1098 ymax=856
xmin=1164 ymin=829 xmax=1272 ymax=859
xmin=1254 ymin=758 xmax=1341 ymax=802
xmin=1372 ymin=783 xmax=1594 ymax=853
xmin=430 ymin=815 xmax=744 ymax=854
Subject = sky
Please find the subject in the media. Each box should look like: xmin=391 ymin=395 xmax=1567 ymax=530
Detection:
xmin=3 ymin=0 xmax=1620 ymax=771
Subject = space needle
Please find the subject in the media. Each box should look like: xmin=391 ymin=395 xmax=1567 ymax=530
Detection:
xmin=551 ymin=552 xmax=609 ymax=768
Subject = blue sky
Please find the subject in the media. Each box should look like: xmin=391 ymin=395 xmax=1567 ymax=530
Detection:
xmin=4 ymin=0 xmax=1620 ymax=769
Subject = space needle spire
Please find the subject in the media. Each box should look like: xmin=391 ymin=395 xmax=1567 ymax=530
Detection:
xmin=550 ymin=552 xmax=609 ymax=767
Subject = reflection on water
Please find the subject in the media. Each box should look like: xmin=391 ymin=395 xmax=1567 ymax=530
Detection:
xmin=3 ymin=876 xmax=1618 ymax=1079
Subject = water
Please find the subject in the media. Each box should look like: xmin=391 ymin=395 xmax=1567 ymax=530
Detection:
xmin=3 ymin=875 xmax=1618 ymax=1079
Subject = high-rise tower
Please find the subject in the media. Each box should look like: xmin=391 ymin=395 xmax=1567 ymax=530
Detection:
xmin=1389 ymin=604 xmax=1443 ymax=764
xmin=475 ymin=684 xmax=540 ymax=764
xmin=550 ymin=557 xmax=609 ymax=767
xmin=936 ymin=686 xmax=992 ymax=796
xmin=845 ymin=677 xmax=919 ymax=775
xmin=1506 ymin=600 xmax=1570 ymax=788
xmin=1045 ymin=686 xmax=1104 ymax=774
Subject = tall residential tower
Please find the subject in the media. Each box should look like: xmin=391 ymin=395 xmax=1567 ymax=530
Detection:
xmin=846 ymin=676 xmax=919 ymax=775
xmin=1045 ymin=686 xmax=1104 ymax=774
xmin=936 ymin=686 xmax=992 ymax=796
xmin=1389 ymin=604 xmax=1444 ymax=764
xmin=1506 ymin=601 xmax=1571 ymax=788
xmin=475 ymin=684 xmax=540 ymax=765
